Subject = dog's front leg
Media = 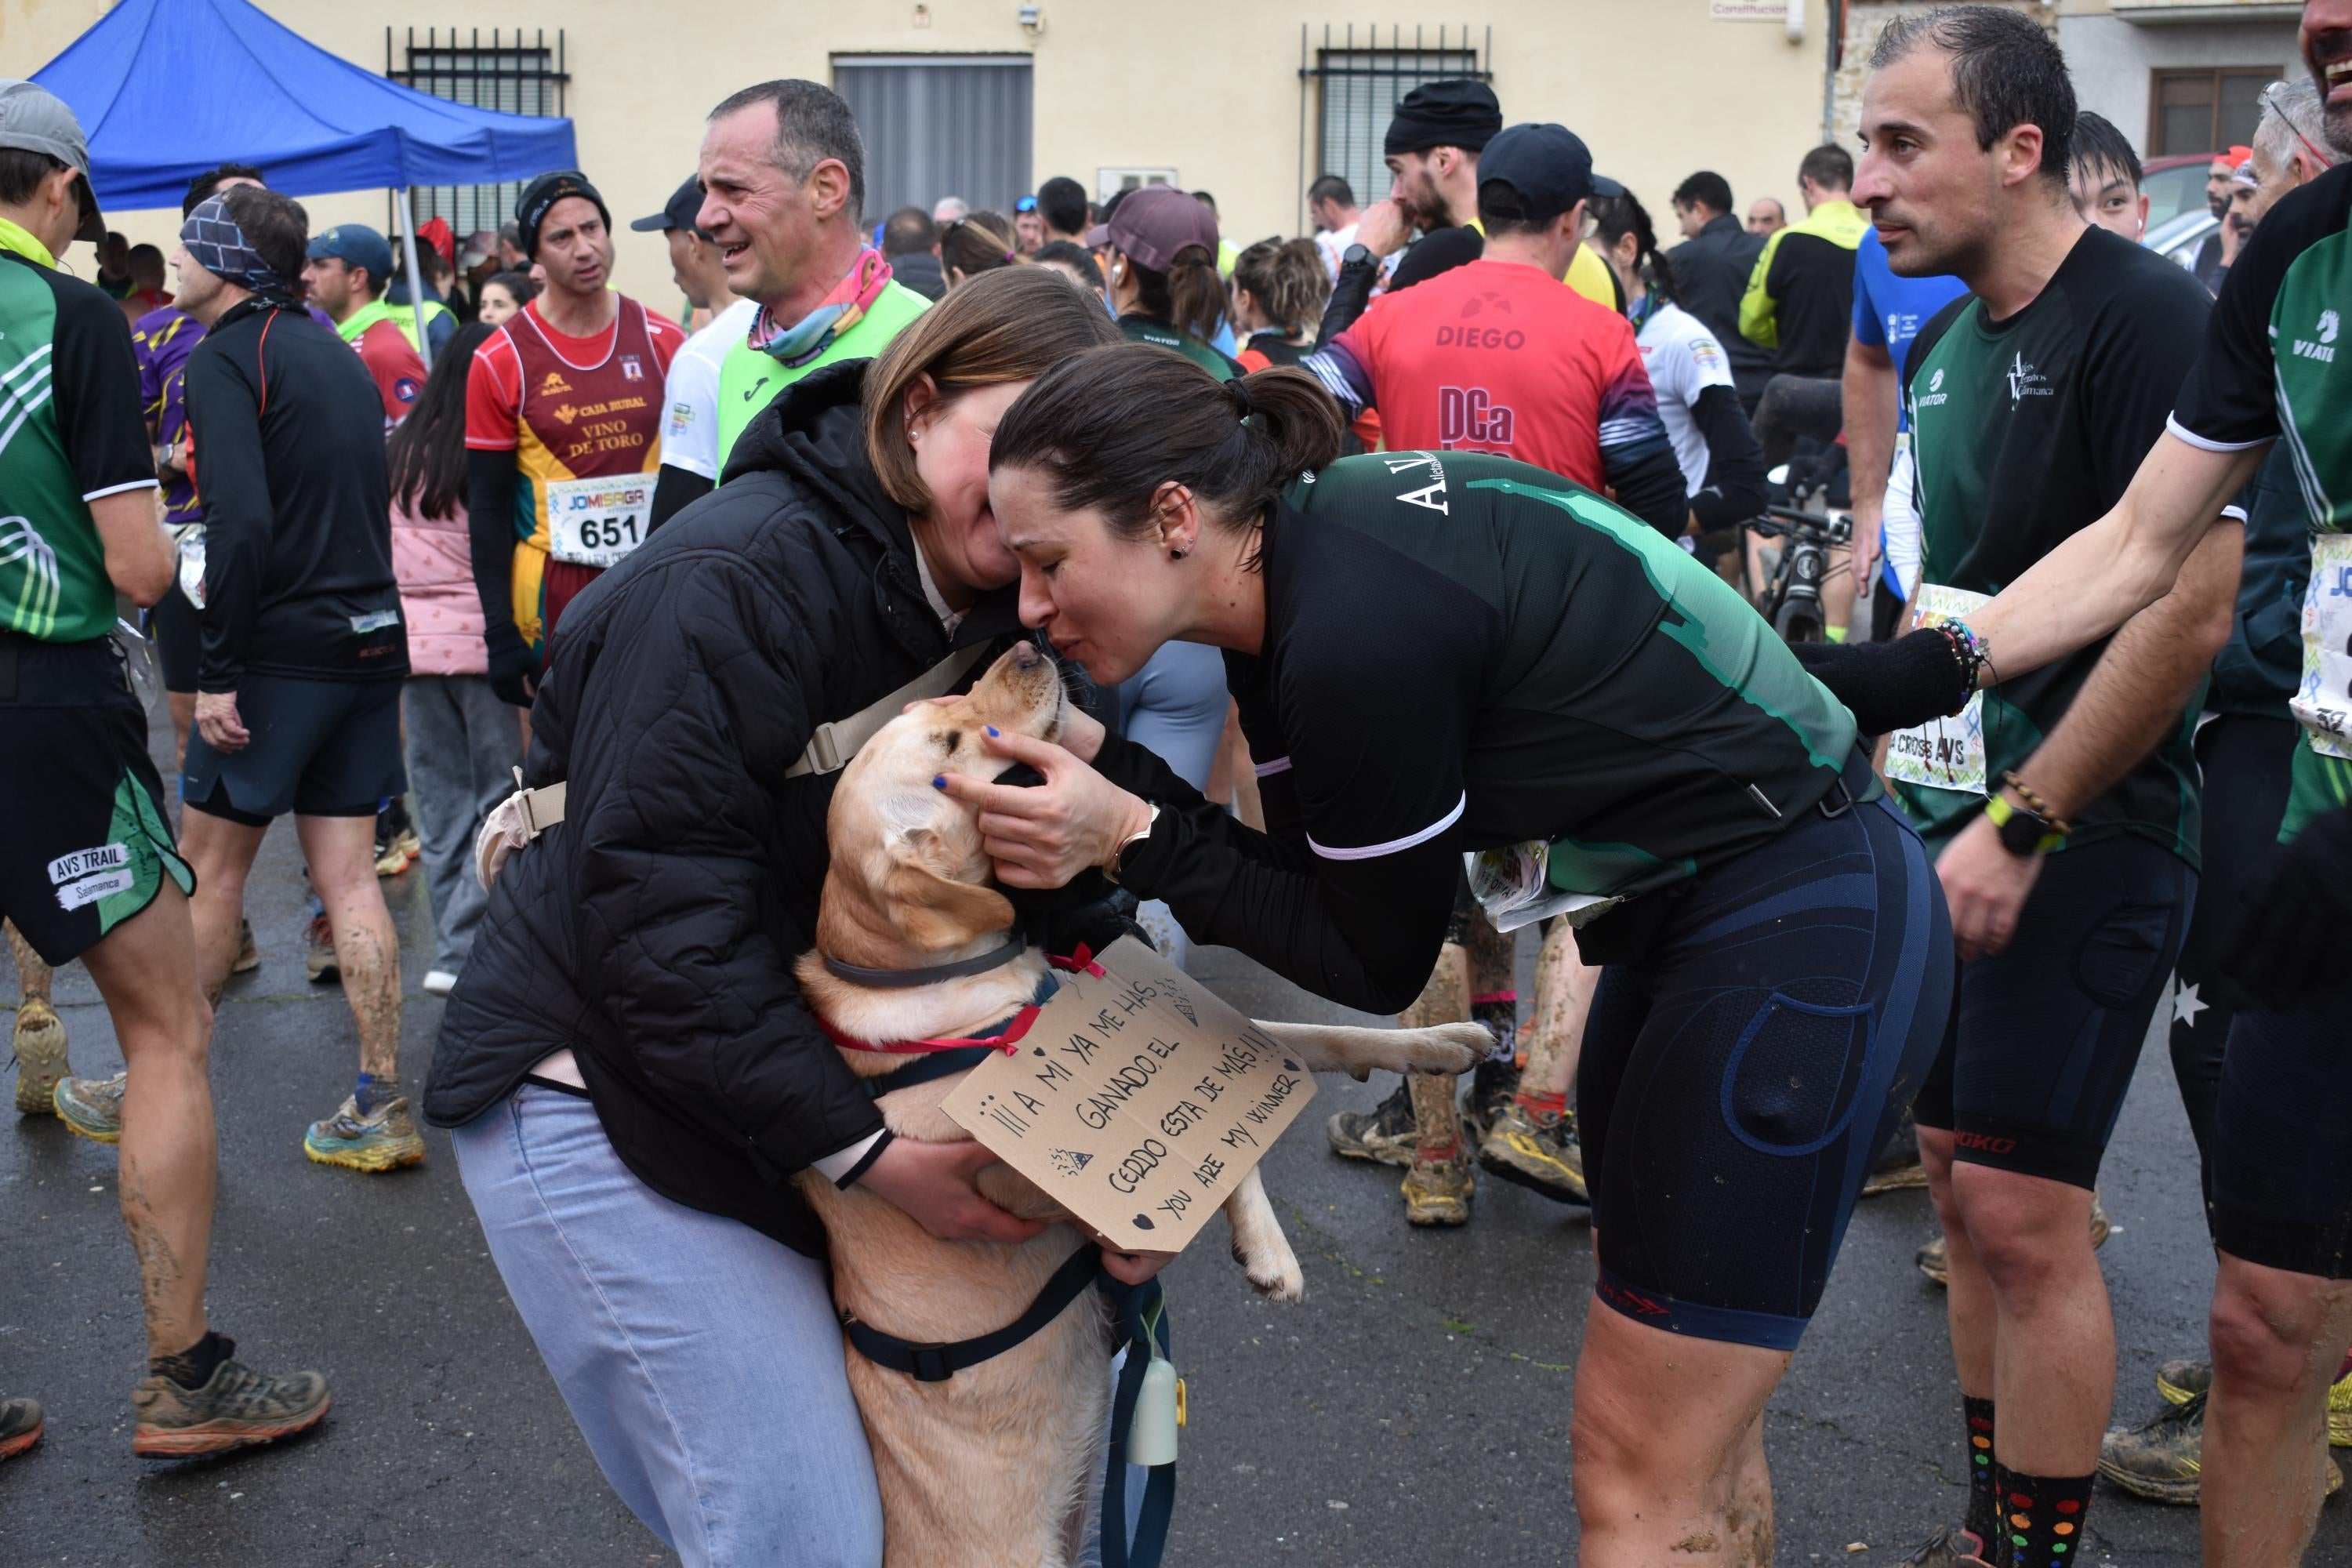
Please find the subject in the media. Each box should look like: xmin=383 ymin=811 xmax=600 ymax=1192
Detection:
xmin=1250 ymin=1018 xmax=1494 ymax=1081
xmin=1221 ymin=1167 xmax=1303 ymax=1302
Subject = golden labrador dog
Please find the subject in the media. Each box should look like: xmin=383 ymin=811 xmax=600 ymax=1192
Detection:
xmin=794 ymin=642 xmax=1487 ymax=1567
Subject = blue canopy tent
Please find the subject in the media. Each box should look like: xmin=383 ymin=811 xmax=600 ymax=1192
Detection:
xmin=34 ymin=0 xmax=578 ymax=365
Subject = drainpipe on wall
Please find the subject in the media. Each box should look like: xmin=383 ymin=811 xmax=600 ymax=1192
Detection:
xmin=1820 ymin=0 xmax=1846 ymax=144
xmin=1787 ymin=0 xmax=1805 ymax=45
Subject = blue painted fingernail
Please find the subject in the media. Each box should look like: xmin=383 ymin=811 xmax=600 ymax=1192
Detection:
xmin=932 ymin=775 xmax=946 ymax=790
xmin=986 ymin=726 xmax=1000 ymax=738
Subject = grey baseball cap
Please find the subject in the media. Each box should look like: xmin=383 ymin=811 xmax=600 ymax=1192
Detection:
xmin=0 ymin=80 xmax=103 ymax=245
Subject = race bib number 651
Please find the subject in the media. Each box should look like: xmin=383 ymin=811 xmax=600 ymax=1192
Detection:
xmin=1885 ymin=583 xmax=1989 ymax=797
xmin=546 ymin=474 xmax=653 ymax=568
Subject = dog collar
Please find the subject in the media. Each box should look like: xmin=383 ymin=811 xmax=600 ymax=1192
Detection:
xmin=820 ymin=932 xmax=1028 ymax=990
xmin=818 ymin=946 xmax=1108 ymax=1058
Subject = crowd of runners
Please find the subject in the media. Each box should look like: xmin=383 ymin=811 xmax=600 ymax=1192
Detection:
xmin=4 ymin=2 xmax=2352 ymax=1563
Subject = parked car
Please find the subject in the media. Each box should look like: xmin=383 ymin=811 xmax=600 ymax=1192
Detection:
xmin=2143 ymin=151 xmax=2221 ymax=230
xmin=2146 ymin=208 xmax=2220 ymax=274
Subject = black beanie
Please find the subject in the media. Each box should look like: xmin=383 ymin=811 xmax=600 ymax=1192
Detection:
xmin=1385 ymin=79 xmax=1504 ymax=157
xmin=516 ymin=170 xmax=611 ymax=260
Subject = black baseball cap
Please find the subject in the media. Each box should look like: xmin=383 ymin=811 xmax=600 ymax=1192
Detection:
xmin=1476 ymin=123 xmax=1622 ymax=224
xmin=631 ymin=173 xmax=707 ymax=237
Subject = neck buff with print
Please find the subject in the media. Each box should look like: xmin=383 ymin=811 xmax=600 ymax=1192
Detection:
xmin=748 ymin=247 xmax=894 ymax=367
xmin=179 ymin=195 xmax=300 ymax=306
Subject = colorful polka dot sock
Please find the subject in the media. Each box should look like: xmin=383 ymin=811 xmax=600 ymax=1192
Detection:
xmin=1995 ymin=1465 xmax=2093 ymax=1566
xmin=1962 ymin=1396 xmax=1999 ymax=1542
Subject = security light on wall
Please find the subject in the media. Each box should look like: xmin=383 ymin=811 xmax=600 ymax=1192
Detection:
xmin=1018 ymin=4 xmax=1044 ymax=32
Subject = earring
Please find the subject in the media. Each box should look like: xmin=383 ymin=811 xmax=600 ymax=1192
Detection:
xmin=1170 ymin=548 xmax=1186 ymax=561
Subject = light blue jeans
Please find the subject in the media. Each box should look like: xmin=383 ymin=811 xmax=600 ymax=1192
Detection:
xmin=1116 ymin=641 xmax=1229 ymax=971
xmin=451 ymin=1085 xmax=884 ymax=1567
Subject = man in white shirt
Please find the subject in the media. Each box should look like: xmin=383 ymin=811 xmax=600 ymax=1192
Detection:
xmin=1308 ymin=173 xmax=1361 ymax=281
xmin=635 ymin=174 xmax=762 ymax=531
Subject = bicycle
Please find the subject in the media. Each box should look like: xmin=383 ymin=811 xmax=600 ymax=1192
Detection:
xmin=1745 ymin=505 xmax=1851 ymax=644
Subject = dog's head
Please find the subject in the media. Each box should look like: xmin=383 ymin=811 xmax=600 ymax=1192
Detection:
xmin=816 ymin=642 xmax=1068 ymax=964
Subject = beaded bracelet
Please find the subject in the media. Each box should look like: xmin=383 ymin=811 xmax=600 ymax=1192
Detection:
xmin=1999 ymin=770 xmax=2073 ymax=839
xmin=1926 ymin=624 xmax=1981 ymax=715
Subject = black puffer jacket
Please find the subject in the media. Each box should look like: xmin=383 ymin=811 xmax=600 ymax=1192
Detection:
xmin=425 ymin=359 xmax=1009 ymax=1255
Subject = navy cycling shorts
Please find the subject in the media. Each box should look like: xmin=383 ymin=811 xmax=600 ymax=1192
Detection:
xmin=2211 ymin=995 xmax=2352 ymax=1279
xmin=1579 ymin=753 xmax=1954 ymax=1352
xmin=1911 ymin=833 xmax=2194 ymax=1189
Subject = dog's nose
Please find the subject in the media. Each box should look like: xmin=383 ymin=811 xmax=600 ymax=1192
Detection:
xmin=1011 ymin=641 xmax=1045 ymax=670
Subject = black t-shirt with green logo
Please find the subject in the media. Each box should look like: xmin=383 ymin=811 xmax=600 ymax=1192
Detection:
xmin=2170 ymin=162 xmax=2352 ymax=840
xmin=1895 ymin=225 xmax=2212 ymax=863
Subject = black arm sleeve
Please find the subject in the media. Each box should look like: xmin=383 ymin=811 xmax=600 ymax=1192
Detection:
xmin=1790 ymin=627 xmax=1975 ymax=736
xmin=1312 ymin=258 xmax=1382 ymax=353
xmin=1104 ymin=738 xmax=1457 ymax=1016
xmin=1685 ymin=383 xmax=1769 ymax=534
xmin=1608 ymin=441 xmax=1696 ymax=539
xmin=648 ymin=463 xmax=713 ymax=535
xmin=466 ymin=448 xmax=527 ymax=666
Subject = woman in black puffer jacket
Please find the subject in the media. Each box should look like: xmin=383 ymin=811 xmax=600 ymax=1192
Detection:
xmin=425 ymin=269 xmax=1123 ymax=1566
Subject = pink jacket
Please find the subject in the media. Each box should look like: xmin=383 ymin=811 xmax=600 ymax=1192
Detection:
xmin=391 ymin=492 xmax=488 ymax=676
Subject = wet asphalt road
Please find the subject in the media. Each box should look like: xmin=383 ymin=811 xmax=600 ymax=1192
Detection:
xmin=2 ymin=720 xmax=2347 ymax=1566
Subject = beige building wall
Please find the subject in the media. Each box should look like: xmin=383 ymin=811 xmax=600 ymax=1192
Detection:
xmin=10 ymin=0 xmax=1847 ymax=302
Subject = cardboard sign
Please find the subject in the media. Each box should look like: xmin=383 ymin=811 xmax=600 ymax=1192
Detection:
xmin=942 ymin=936 xmax=1317 ymax=1254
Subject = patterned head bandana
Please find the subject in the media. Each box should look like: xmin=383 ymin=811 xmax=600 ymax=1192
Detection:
xmin=748 ymin=247 xmax=895 ymax=368
xmin=179 ymin=195 xmax=293 ymax=298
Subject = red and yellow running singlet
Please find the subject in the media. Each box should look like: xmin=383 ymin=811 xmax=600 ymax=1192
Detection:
xmin=465 ymin=296 xmax=684 ymax=650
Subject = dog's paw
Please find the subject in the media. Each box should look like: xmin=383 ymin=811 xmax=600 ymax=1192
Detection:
xmin=1235 ymin=1235 xmax=1305 ymax=1303
xmin=1385 ymin=1021 xmax=1493 ymax=1077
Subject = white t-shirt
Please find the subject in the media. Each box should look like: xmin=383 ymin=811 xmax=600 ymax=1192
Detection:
xmin=1634 ymin=300 xmax=1736 ymax=498
xmin=1314 ymin=223 xmax=1359 ymax=282
xmin=659 ymin=297 xmax=760 ymax=481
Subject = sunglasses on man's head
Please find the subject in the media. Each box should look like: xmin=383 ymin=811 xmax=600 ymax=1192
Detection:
xmin=1016 ymin=195 xmax=1038 ymax=213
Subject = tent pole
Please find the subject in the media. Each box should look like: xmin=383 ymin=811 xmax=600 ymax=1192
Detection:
xmin=390 ymin=187 xmax=434 ymax=373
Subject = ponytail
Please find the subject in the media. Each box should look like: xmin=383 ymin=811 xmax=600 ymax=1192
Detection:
xmin=992 ymin=346 xmax=1343 ymax=569
xmin=1588 ymin=190 xmax=1676 ymax=307
xmin=1231 ymin=236 xmax=1331 ymax=337
xmin=940 ymin=211 xmax=1021 ymax=283
xmin=1130 ymin=242 xmax=1228 ymax=346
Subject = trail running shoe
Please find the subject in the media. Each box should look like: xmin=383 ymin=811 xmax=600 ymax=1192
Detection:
xmin=1896 ymin=1525 xmax=1990 ymax=1566
xmin=1863 ymin=1110 xmax=1929 ymax=1196
xmin=2100 ymin=1389 xmax=2343 ymax=1504
xmin=305 ymin=916 xmax=339 ymax=985
xmin=304 ymin=1093 xmax=426 ymax=1172
xmin=53 ymin=1071 xmax=125 ymax=1145
xmin=230 ymin=917 xmax=260 ymax=977
xmin=1401 ymin=1150 xmax=1473 ymax=1226
xmin=0 ymin=1395 xmax=42 ymax=1461
xmin=132 ymin=1341 xmax=329 ymax=1457
xmin=374 ymin=824 xmax=419 ymax=877
xmin=1918 ymin=1193 xmax=2114 ymax=1286
xmin=1475 ymin=1101 xmax=1589 ymax=1204
xmin=1327 ymin=1078 xmax=1418 ymax=1167
xmin=2333 ymin=1367 xmax=2352 ymax=1448
xmin=13 ymin=997 xmax=71 ymax=1115
xmin=2100 ymin=1388 xmax=2208 ymax=1504
xmin=1461 ymin=1054 xmax=1521 ymax=1145
xmin=2157 ymin=1356 xmax=2212 ymax=1406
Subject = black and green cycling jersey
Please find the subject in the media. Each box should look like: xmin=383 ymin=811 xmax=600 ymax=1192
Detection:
xmin=2170 ymin=162 xmax=2352 ymax=840
xmin=1221 ymin=450 xmax=1864 ymax=909
xmin=1117 ymin=314 xmax=1240 ymax=381
xmin=1895 ymin=226 xmax=2214 ymax=863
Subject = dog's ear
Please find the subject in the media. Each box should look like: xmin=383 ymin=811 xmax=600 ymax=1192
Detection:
xmin=884 ymin=827 xmax=1016 ymax=951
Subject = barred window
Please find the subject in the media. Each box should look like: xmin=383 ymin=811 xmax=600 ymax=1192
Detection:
xmin=387 ymin=27 xmax=568 ymax=236
xmin=1304 ymin=26 xmax=1488 ymax=223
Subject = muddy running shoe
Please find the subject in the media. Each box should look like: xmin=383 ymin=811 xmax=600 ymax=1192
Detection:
xmin=0 ymin=1395 xmax=42 ymax=1461
xmin=13 ymin=997 xmax=71 ymax=1115
xmin=303 ymin=1093 xmax=426 ymax=1172
xmin=1863 ymin=1110 xmax=1928 ymax=1196
xmin=1461 ymin=1054 xmax=1521 ymax=1145
xmin=2333 ymin=1367 xmax=2352 ymax=1448
xmin=132 ymin=1343 xmax=329 ymax=1457
xmin=230 ymin=917 xmax=260 ymax=977
xmin=2100 ymin=1390 xmax=2344 ymax=1504
xmin=53 ymin=1071 xmax=125 ymax=1145
xmin=305 ymin=916 xmax=339 ymax=985
xmin=374 ymin=801 xmax=419 ymax=877
xmin=1918 ymin=1193 xmax=2114 ymax=1286
xmin=1401 ymin=1150 xmax=1473 ymax=1226
xmin=1476 ymin=1101 xmax=1589 ymax=1204
xmin=1327 ymin=1078 xmax=1419 ymax=1167
xmin=1895 ymin=1525 xmax=1990 ymax=1566
xmin=2157 ymin=1356 xmax=2212 ymax=1406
